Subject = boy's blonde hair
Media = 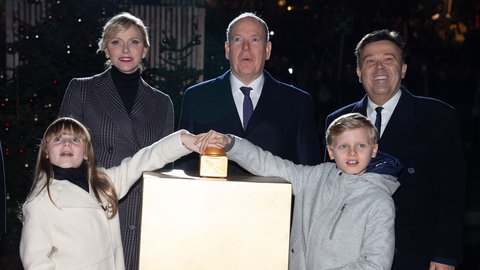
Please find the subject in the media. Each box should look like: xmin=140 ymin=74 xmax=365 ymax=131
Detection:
xmin=326 ymin=113 xmax=379 ymax=147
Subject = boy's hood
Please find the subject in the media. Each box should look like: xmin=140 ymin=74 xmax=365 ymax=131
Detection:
xmin=365 ymin=151 xmax=404 ymax=194
xmin=367 ymin=150 xmax=404 ymax=178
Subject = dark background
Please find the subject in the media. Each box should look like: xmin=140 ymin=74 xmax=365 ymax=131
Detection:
xmin=1 ymin=0 xmax=479 ymax=268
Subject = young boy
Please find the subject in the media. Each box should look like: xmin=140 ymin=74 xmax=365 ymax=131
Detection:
xmin=197 ymin=113 xmax=402 ymax=270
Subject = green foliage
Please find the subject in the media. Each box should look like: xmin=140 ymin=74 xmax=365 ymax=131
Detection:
xmin=145 ymin=32 xmax=204 ymax=123
xmin=0 ymin=2 xmax=204 ymax=266
xmin=1 ymin=0 xmax=204 ymax=242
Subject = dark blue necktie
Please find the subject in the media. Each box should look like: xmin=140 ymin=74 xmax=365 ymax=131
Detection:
xmin=240 ymin=86 xmax=253 ymax=129
xmin=375 ymin=106 xmax=384 ymax=136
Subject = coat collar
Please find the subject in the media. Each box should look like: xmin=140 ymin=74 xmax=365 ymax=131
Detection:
xmin=351 ymin=87 xmax=417 ymax=153
xmin=378 ymin=87 xmax=417 ymax=152
xmin=217 ymin=70 xmax=277 ymax=134
xmin=27 ymin=178 xmax=102 ymax=209
xmin=91 ymin=68 xmax=157 ymax=147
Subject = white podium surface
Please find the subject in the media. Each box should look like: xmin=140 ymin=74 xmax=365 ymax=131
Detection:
xmin=139 ymin=170 xmax=292 ymax=270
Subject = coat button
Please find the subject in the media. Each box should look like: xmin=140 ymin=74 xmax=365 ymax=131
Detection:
xmin=407 ymin=167 xmax=415 ymax=174
xmin=129 ymin=225 xmax=136 ymax=230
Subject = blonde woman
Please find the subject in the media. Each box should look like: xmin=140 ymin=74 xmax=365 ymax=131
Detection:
xmin=58 ymin=12 xmax=174 ymax=269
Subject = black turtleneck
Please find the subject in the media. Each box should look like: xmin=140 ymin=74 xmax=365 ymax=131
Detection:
xmin=111 ymin=65 xmax=140 ymax=114
xmin=52 ymin=162 xmax=89 ymax=192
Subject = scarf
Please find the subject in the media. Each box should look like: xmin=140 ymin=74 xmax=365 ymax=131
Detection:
xmin=111 ymin=65 xmax=140 ymax=114
xmin=52 ymin=162 xmax=89 ymax=192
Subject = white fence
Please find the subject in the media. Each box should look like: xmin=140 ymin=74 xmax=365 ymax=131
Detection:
xmin=4 ymin=0 xmax=206 ymax=79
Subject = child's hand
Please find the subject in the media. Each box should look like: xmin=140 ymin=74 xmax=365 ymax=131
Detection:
xmin=181 ymin=133 xmax=201 ymax=153
xmin=195 ymin=130 xmax=231 ymax=154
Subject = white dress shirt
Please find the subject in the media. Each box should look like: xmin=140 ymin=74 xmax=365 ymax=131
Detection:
xmin=367 ymin=90 xmax=402 ymax=137
xmin=230 ymin=74 xmax=264 ymax=127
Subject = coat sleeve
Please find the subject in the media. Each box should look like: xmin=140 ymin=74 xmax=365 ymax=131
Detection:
xmin=105 ymin=130 xmax=193 ymax=198
xmin=177 ymin=89 xmax=193 ymax=131
xmin=20 ymin=199 xmax=55 ymax=270
xmin=431 ymin=105 xmax=466 ymax=263
xmin=226 ymin=136 xmax=322 ymax=195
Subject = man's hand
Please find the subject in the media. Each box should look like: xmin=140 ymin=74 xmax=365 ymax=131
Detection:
xmin=429 ymin=261 xmax=454 ymax=270
xmin=195 ymin=130 xmax=231 ymax=154
xmin=181 ymin=132 xmax=200 ymax=153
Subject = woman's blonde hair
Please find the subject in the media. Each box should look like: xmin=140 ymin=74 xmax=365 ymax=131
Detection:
xmin=97 ymin=12 xmax=150 ymax=70
xmin=30 ymin=117 xmax=119 ymax=218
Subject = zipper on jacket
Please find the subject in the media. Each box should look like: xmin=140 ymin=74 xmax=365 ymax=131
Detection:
xmin=329 ymin=203 xmax=347 ymax=240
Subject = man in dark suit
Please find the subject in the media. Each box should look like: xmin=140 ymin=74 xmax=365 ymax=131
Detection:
xmin=177 ymin=12 xmax=322 ymax=173
xmin=325 ymin=29 xmax=465 ymax=270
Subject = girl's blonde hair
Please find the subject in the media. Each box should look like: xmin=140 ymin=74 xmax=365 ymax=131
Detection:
xmin=30 ymin=117 xmax=119 ymax=218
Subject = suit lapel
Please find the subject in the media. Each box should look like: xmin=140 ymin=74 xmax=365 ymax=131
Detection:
xmin=351 ymin=90 xmax=417 ymax=154
xmin=379 ymin=88 xmax=417 ymax=152
xmin=247 ymin=72 xmax=280 ymax=127
xmin=92 ymin=70 xmax=140 ymax=146
xmin=342 ymin=95 xmax=368 ymax=116
xmin=130 ymin=78 xmax=154 ymax=136
xmin=355 ymin=97 xmax=368 ymax=115
xmin=220 ymin=72 xmax=245 ymax=133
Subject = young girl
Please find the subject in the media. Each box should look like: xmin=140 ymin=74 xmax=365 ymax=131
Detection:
xmin=19 ymin=117 xmax=199 ymax=270
xmin=197 ymin=113 xmax=403 ymax=270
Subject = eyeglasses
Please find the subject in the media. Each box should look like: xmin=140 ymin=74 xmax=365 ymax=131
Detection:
xmin=48 ymin=135 xmax=83 ymax=145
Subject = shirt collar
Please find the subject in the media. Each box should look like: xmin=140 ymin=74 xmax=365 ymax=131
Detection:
xmin=367 ymin=89 xmax=402 ymax=114
xmin=230 ymin=73 xmax=264 ymax=95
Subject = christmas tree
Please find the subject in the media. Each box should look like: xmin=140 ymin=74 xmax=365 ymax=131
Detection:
xmin=144 ymin=31 xmax=204 ymax=122
xmin=0 ymin=2 xmax=204 ymax=266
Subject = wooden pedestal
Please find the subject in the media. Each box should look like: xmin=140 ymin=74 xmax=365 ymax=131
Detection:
xmin=139 ymin=170 xmax=291 ymax=270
